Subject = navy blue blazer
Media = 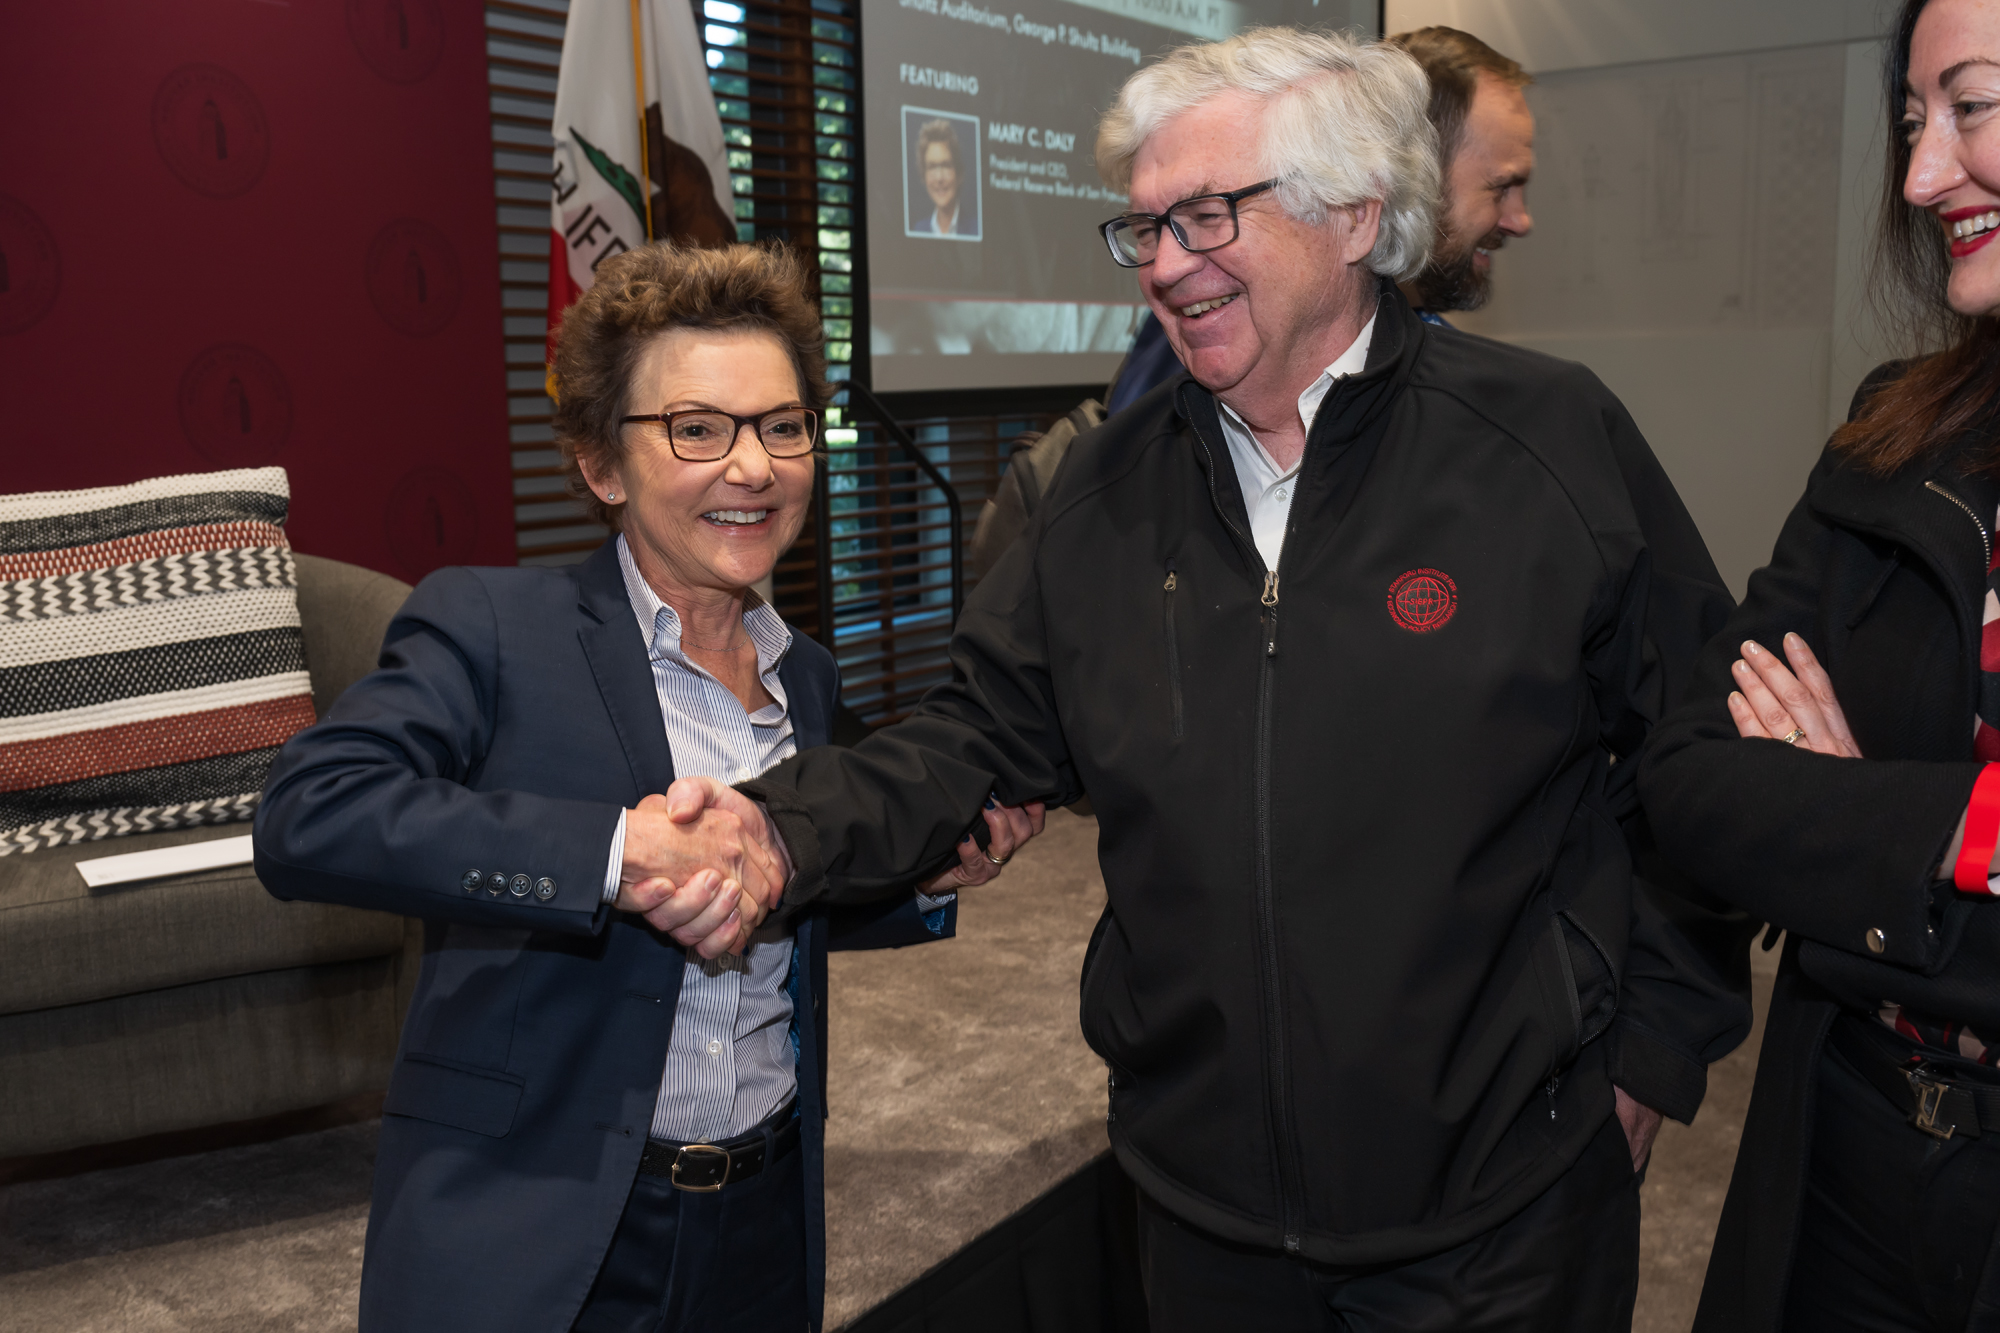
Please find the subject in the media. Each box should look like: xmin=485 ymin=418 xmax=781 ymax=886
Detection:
xmin=910 ymin=198 xmax=978 ymax=237
xmin=253 ymin=539 xmax=952 ymax=1333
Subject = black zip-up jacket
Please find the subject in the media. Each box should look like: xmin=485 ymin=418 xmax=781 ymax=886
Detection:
xmin=1640 ymin=365 xmax=2000 ymax=1329
xmin=748 ymin=286 xmax=1750 ymax=1263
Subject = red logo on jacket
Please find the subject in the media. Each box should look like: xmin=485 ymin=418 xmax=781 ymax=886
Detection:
xmin=1387 ymin=568 xmax=1457 ymax=633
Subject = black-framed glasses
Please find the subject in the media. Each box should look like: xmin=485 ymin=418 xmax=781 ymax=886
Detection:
xmin=1099 ymin=180 xmax=1278 ymax=268
xmin=616 ymin=407 xmax=821 ymax=461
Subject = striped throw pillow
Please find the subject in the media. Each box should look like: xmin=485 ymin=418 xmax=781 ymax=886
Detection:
xmin=0 ymin=467 xmax=316 ymax=856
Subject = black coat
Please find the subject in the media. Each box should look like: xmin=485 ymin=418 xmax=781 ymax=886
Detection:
xmin=1640 ymin=366 xmax=2000 ymax=1331
xmin=749 ymin=286 xmax=1750 ymax=1265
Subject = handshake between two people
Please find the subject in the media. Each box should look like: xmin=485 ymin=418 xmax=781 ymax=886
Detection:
xmin=615 ymin=776 xmax=1048 ymax=958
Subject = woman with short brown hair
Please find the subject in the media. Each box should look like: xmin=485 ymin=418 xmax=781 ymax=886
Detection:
xmin=1642 ymin=1 xmax=2000 ymax=1327
xmin=912 ymin=118 xmax=970 ymax=236
xmin=553 ymin=241 xmax=831 ymax=530
xmin=256 ymin=240 xmax=1041 ymax=1332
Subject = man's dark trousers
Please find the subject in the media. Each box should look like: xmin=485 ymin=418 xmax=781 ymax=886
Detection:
xmin=1136 ymin=1114 xmax=1641 ymax=1332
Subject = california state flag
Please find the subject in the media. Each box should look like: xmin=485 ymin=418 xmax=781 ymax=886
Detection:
xmin=547 ymin=0 xmax=735 ymax=369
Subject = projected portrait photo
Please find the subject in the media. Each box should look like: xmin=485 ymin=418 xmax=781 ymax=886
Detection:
xmin=902 ymin=108 xmax=981 ymax=242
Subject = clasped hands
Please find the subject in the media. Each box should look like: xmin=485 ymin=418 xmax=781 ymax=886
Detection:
xmin=615 ymin=778 xmax=1046 ymax=958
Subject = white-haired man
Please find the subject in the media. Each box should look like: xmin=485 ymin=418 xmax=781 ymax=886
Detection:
xmin=678 ymin=27 xmax=1748 ymax=1329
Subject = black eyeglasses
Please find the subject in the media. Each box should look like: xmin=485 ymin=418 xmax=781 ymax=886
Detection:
xmin=616 ymin=407 xmax=821 ymax=462
xmin=1099 ymin=180 xmax=1278 ymax=268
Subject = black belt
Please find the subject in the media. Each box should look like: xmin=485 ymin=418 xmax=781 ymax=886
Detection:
xmin=637 ymin=1099 xmax=800 ymax=1191
xmin=1832 ymin=1015 xmax=2000 ymax=1141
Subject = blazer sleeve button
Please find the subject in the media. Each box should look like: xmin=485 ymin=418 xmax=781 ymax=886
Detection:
xmin=509 ymin=874 xmax=532 ymax=898
xmin=486 ymin=872 xmax=508 ymax=895
xmin=1866 ymin=927 xmax=1887 ymax=954
xmin=535 ymin=877 xmax=558 ymax=902
xmin=461 ymin=869 xmax=482 ymax=892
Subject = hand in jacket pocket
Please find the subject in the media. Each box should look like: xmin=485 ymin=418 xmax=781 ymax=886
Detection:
xmin=1725 ymin=633 xmax=1864 ymax=758
xmin=1613 ymin=1085 xmax=1663 ymax=1174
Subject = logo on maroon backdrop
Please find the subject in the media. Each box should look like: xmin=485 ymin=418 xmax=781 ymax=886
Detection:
xmin=1386 ymin=568 xmax=1457 ymax=633
xmin=346 ymin=0 xmax=446 ymax=84
xmin=177 ymin=344 xmax=293 ymax=465
xmin=151 ymin=65 xmax=270 ymax=199
xmin=0 ymin=196 xmax=61 ymax=335
xmin=386 ymin=466 xmax=479 ymax=578
xmin=366 ymin=219 xmax=462 ymax=337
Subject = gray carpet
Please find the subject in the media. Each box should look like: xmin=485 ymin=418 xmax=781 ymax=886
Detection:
xmin=0 ymin=815 xmax=1775 ymax=1332
xmin=0 ymin=1124 xmax=372 ymax=1331
xmin=820 ymin=812 xmax=1112 ymax=1327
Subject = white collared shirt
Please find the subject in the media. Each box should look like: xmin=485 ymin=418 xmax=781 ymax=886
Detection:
xmin=1215 ymin=313 xmax=1376 ymax=570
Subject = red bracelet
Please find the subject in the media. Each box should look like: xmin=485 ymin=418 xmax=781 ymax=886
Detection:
xmin=1952 ymin=764 xmax=2000 ymax=892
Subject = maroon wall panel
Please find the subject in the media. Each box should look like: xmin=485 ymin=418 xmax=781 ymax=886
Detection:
xmin=0 ymin=0 xmax=513 ymax=582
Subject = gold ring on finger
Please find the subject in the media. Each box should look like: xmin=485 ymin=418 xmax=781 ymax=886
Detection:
xmin=1780 ymin=727 xmax=1807 ymax=745
xmin=984 ymin=850 xmax=1009 ymax=866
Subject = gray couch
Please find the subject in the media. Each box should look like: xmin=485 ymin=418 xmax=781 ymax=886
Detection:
xmin=0 ymin=554 xmax=416 ymax=1158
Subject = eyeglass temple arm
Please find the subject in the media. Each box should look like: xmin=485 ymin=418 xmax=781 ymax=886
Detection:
xmin=841 ymin=379 xmax=964 ymax=625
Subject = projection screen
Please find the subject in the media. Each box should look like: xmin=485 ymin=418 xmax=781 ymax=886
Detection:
xmin=863 ymin=0 xmax=1379 ymax=392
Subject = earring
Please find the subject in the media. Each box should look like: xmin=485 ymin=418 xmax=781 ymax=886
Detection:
xmin=606 ymin=491 xmax=617 ymax=501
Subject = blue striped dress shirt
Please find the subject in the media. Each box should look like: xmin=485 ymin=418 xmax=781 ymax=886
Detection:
xmin=601 ymin=536 xmax=804 ymax=1141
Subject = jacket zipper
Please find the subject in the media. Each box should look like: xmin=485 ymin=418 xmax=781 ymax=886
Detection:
xmin=1547 ymin=918 xmax=1581 ymax=1121
xmin=1252 ymin=562 xmax=1305 ymax=1251
xmin=1188 ymin=409 xmax=1308 ymax=1253
xmin=1926 ymin=479 xmax=1991 ymax=568
xmin=1163 ymin=561 xmax=1184 ymax=739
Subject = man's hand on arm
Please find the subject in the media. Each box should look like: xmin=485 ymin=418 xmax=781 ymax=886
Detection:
xmin=923 ymin=799 xmax=1047 ymax=892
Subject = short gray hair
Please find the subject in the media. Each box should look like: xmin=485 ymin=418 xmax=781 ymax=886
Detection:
xmin=1096 ymin=27 xmax=1439 ymax=281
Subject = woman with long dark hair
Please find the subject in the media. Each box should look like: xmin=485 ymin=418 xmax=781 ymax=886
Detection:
xmin=1642 ymin=1 xmax=2000 ymax=1327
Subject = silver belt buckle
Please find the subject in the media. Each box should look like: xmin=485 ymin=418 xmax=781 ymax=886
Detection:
xmin=670 ymin=1142 xmax=732 ymax=1192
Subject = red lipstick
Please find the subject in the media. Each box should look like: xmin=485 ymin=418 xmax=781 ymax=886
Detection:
xmin=1943 ymin=205 xmax=2000 ymax=260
